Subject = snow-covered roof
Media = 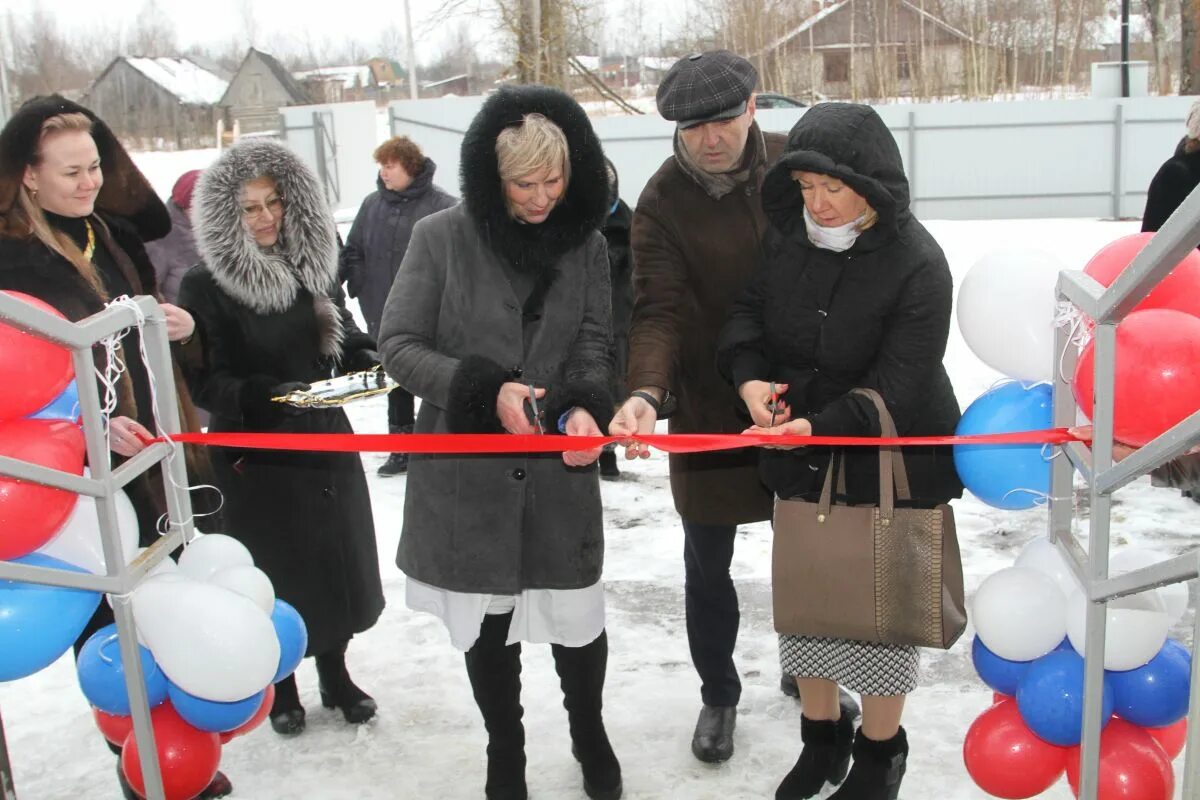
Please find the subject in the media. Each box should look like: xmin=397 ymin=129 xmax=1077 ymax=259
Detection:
xmin=125 ymin=57 xmax=228 ymax=105
xmin=640 ymin=56 xmax=678 ymax=72
xmin=293 ymin=65 xmax=373 ymax=90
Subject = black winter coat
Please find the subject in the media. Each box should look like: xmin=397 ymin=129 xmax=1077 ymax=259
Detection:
xmin=603 ymin=198 xmax=633 ymax=396
xmin=340 ymin=160 xmax=456 ymax=337
xmin=1142 ymin=141 xmax=1200 ymax=234
xmin=179 ymin=139 xmax=384 ymax=656
xmin=717 ymin=103 xmax=963 ymax=506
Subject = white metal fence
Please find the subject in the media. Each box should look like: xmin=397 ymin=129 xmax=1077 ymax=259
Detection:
xmin=386 ymin=94 xmax=1199 ymax=221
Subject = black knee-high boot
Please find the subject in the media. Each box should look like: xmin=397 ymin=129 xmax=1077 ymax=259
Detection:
xmin=315 ymin=640 xmax=376 ymax=723
xmin=465 ymin=613 xmax=527 ymax=800
xmin=551 ymin=631 xmax=622 ymax=800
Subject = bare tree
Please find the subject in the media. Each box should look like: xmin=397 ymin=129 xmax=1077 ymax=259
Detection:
xmin=127 ymin=0 xmax=177 ymax=57
xmin=1144 ymin=0 xmax=1172 ymax=93
xmin=9 ymin=7 xmax=91 ymax=98
xmin=1184 ymin=0 xmax=1200 ymax=92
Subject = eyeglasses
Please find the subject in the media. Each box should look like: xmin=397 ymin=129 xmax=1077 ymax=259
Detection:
xmin=241 ymin=195 xmax=284 ymax=220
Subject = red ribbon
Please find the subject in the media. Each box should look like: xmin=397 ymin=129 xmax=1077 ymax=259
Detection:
xmin=156 ymin=428 xmax=1078 ymax=454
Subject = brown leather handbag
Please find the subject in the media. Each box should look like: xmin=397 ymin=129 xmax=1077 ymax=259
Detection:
xmin=771 ymin=389 xmax=967 ymax=649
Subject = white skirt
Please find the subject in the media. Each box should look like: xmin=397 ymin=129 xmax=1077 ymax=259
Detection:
xmin=406 ymin=577 xmax=606 ymax=651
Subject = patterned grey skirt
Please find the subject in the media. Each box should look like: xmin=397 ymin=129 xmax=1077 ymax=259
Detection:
xmin=779 ymin=634 xmax=919 ymax=695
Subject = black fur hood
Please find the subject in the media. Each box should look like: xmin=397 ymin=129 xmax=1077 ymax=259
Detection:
xmin=192 ymin=139 xmax=339 ymax=316
xmin=459 ymin=85 xmax=608 ymax=272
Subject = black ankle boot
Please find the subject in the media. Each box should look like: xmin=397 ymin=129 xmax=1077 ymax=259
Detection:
xmin=378 ymin=425 xmax=413 ymax=476
xmin=270 ymin=672 xmax=306 ymax=735
xmin=117 ymin=760 xmax=233 ymax=798
xmin=466 ymin=613 xmax=527 ymax=800
xmin=598 ymin=449 xmax=620 ymax=480
xmin=828 ymin=727 xmax=908 ymax=800
xmin=315 ymin=640 xmax=377 ymax=723
xmin=776 ymin=714 xmax=854 ymax=799
xmin=552 ymin=631 xmax=622 ymax=800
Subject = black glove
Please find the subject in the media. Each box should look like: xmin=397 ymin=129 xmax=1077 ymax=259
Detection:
xmin=344 ymin=348 xmax=380 ymax=374
xmin=240 ymin=376 xmax=311 ymax=427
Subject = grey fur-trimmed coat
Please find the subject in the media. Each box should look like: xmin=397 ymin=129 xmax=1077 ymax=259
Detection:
xmin=378 ymin=85 xmax=615 ymax=594
xmin=178 ymin=139 xmax=384 ymax=656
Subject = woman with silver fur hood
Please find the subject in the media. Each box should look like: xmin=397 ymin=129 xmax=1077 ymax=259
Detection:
xmin=178 ymin=139 xmax=385 ymax=738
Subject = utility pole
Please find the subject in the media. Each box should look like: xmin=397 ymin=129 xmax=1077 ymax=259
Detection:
xmin=403 ymin=0 xmax=419 ymax=99
xmin=1120 ymin=0 xmax=1131 ymax=96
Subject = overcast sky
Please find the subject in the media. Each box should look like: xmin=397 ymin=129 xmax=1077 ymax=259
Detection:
xmin=15 ymin=0 xmax=689 ymax=65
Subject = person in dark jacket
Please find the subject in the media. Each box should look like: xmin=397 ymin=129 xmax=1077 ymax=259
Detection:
xmin=340 ymin=136 xmax=456 ymax=476
xmin=598 ymin=157 xmax=633 ymax=480
xmin=607 ymin=50 xmax=829 ymax=764
xmin=717 ymin=102 xmax=963 ymax=800
xmin=1142 ymin=100 xmax=1200 ymax=233
xmin=179 ymin=139 xmax=385 ymax=739
xmin=0 ymin=95 xmax=228 ymax=800
xmin=378 ymin=85 xmax=621 ymax=800
xmin=145 ymin=169 xmax=202 ymax=303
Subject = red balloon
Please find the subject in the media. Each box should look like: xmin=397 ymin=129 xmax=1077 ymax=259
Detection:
xmin=963 ymin=698 xmax=1069 ymax=799
xmin=93 ymin=707 xmax=134 ymax=746
xmin=1146 ymin=718 xmax=1187 ymax=761
xmin=120 ymin=702 xmax=221 ymax=800
xmin=1084 ymin=233 xmax=1200 ymax=318
xmin=1073 ymin=309 xmax=1200 ymax=446
xmin=219 ymin=683 xmax=273 ymax=744
xmin=0 ymin=419 xmax=85 ymax=560
xmin=1066 ymin=718 xmax=1174 ymax=799
xmin=993 ymin=691 xmax=1011 ymax=705
xmin=0 ymin=291 xmax=74 ymax=421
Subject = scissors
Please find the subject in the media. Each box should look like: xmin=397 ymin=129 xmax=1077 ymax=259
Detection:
xmin=526 ymin=383 xmax=545 ymax=434
xmin=768 ymin=381 xmax=781 ymax=428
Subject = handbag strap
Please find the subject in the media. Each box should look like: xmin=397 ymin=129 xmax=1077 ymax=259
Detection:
xmin=816 ymin=450 xmax=849 ymax=517
xmin=849 ymin=388 xmax=913 ymax=520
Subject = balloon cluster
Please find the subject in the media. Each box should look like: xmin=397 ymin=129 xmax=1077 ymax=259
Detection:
xmin=1069 ymin=234 xmax=1200 ymax=446
xmin=0 ymin=291 xmax=98 ymax=680
xmin=963 ymin=539 xmax=1189 ymax=799
xmin=79 ymin=534 xmax=306 ymax=798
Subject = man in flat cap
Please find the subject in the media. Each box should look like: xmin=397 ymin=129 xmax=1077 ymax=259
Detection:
xmin=609 ymin=50 xmax=787 ymax=763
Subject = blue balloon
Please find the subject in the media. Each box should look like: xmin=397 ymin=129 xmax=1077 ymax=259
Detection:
xmin=271 ymin=599 xmax=308 ymax=683
xmin=972 ymin=635 xmax=1032 ymax=696
xmin=0 ymin=552 xmax=102 ymax=681
xmin=168 ymin=681 xmax=265 ymax=732
xmin=76 ymin=623 xmax=168 ymax=715
xmin=1016 ymin=649 xmax=1113 ymax=746
xmin=29 ymin=380 xmax=80 ymax=422
xmin=953 ymin=381 xmax=1054 ymax=509
xmin=1108 ymin=639 xmax=1191 ymax=728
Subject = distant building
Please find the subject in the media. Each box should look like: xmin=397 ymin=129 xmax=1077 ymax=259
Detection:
xmin=421 ymin=73 xmax=471 ymax=98
xmin=83 ymin=56 xmax=227 ymax=148
xmin=759 ymin=0 xmax=974 ymax=100
xmin=294 ymin=65 xmax=374 ymax=103
xmin=218 ymin=48 xmax=310 ymax=135
xmin=367 ymin=58 xmax=408 ymax=88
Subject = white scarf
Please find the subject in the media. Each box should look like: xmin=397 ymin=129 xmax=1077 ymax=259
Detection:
xmin=804 ymin=207 xmax=866 ymax=252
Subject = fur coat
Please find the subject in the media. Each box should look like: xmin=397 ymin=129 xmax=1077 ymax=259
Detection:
xmin=179 ymin=139 xmax=384 ymax=655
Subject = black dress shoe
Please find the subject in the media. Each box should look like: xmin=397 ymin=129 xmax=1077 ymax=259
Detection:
xmin=598 ymin=450 xmax=620 ymax=480
xmin=377 ymin=452 xmax=409 ymax=476
xmin=838 ymin=688 xmax=862 ymax=723
xmin=691 ymin=705 xmax=736 ymax=763
xmin=199 ymin=771 xmax=234 ymax=798
xmin=780 ymin=673 xmax=800 ymax=698
xmin=319 ymin=683 xmax=378 ymax=723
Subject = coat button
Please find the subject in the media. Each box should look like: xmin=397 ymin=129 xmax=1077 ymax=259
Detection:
xmin=511 ymin=468 xmax=526 ymax=480
xmin=322 ymin=487 xmax=337 ymax=499
xmin=511 ymin=366 xmax=523 ymax=378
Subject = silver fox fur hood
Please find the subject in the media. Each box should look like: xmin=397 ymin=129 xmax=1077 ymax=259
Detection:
xmin=191 ymin=139 xmax=343 ymax=357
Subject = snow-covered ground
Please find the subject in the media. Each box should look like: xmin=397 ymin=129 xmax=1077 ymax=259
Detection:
xmin=2 ymin=158 xmax=1197 ymax=799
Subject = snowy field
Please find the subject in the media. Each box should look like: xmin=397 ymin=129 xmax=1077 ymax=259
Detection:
xmin=2 ymin=157 xmax=1198 ymax=799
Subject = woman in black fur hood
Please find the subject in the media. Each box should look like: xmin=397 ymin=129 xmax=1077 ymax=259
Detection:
xmin=378 ymin=85 xmax=621 ymax=800
xmin=177 ymin=139 xmax=385 ymax=738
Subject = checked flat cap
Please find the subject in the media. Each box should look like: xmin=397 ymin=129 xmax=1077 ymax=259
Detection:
xmin=656 ymin=51 xmax=759 ymax=129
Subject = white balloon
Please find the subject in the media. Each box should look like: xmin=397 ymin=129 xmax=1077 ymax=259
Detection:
xmin=1014 ymin=537 xmax=1081 ymax=600
xmin=177 ymin=533 xmax=254 ymax=582
xmin=1066 ymin=587 xmax=1170 ymax=672
xmin=1110 ymin=548 xmax=1189 ymax=626
xmin=972 ymin=567 xmax=1068 ymax=661
xmin=210 ymin=565 xmax=276 ymax=615
xmin=36 ymin=489 xmax=139 ymax=574
xmin=957 ymin=248 xmax=1064 ymax=382
xmin=133 ymin=577 xmax=279 ymax=701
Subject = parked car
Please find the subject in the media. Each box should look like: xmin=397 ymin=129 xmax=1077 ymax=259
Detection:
xmin=756 ymin=92 xmax=807 ymax=109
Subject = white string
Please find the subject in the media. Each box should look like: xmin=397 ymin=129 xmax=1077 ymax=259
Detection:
xmin=102 ymin=296 xmax=225 ymax=540
xmin=1053 ymin=301 xmax=1091 ymax=385
xmin=1000 ymin=487 xmax=1052 ymax=507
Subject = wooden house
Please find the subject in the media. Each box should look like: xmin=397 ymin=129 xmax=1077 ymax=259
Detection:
xmin=217 ymin=49 xmax=310 ymax=134
xmin=83 ymin=57 xmax=227 ymax=148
